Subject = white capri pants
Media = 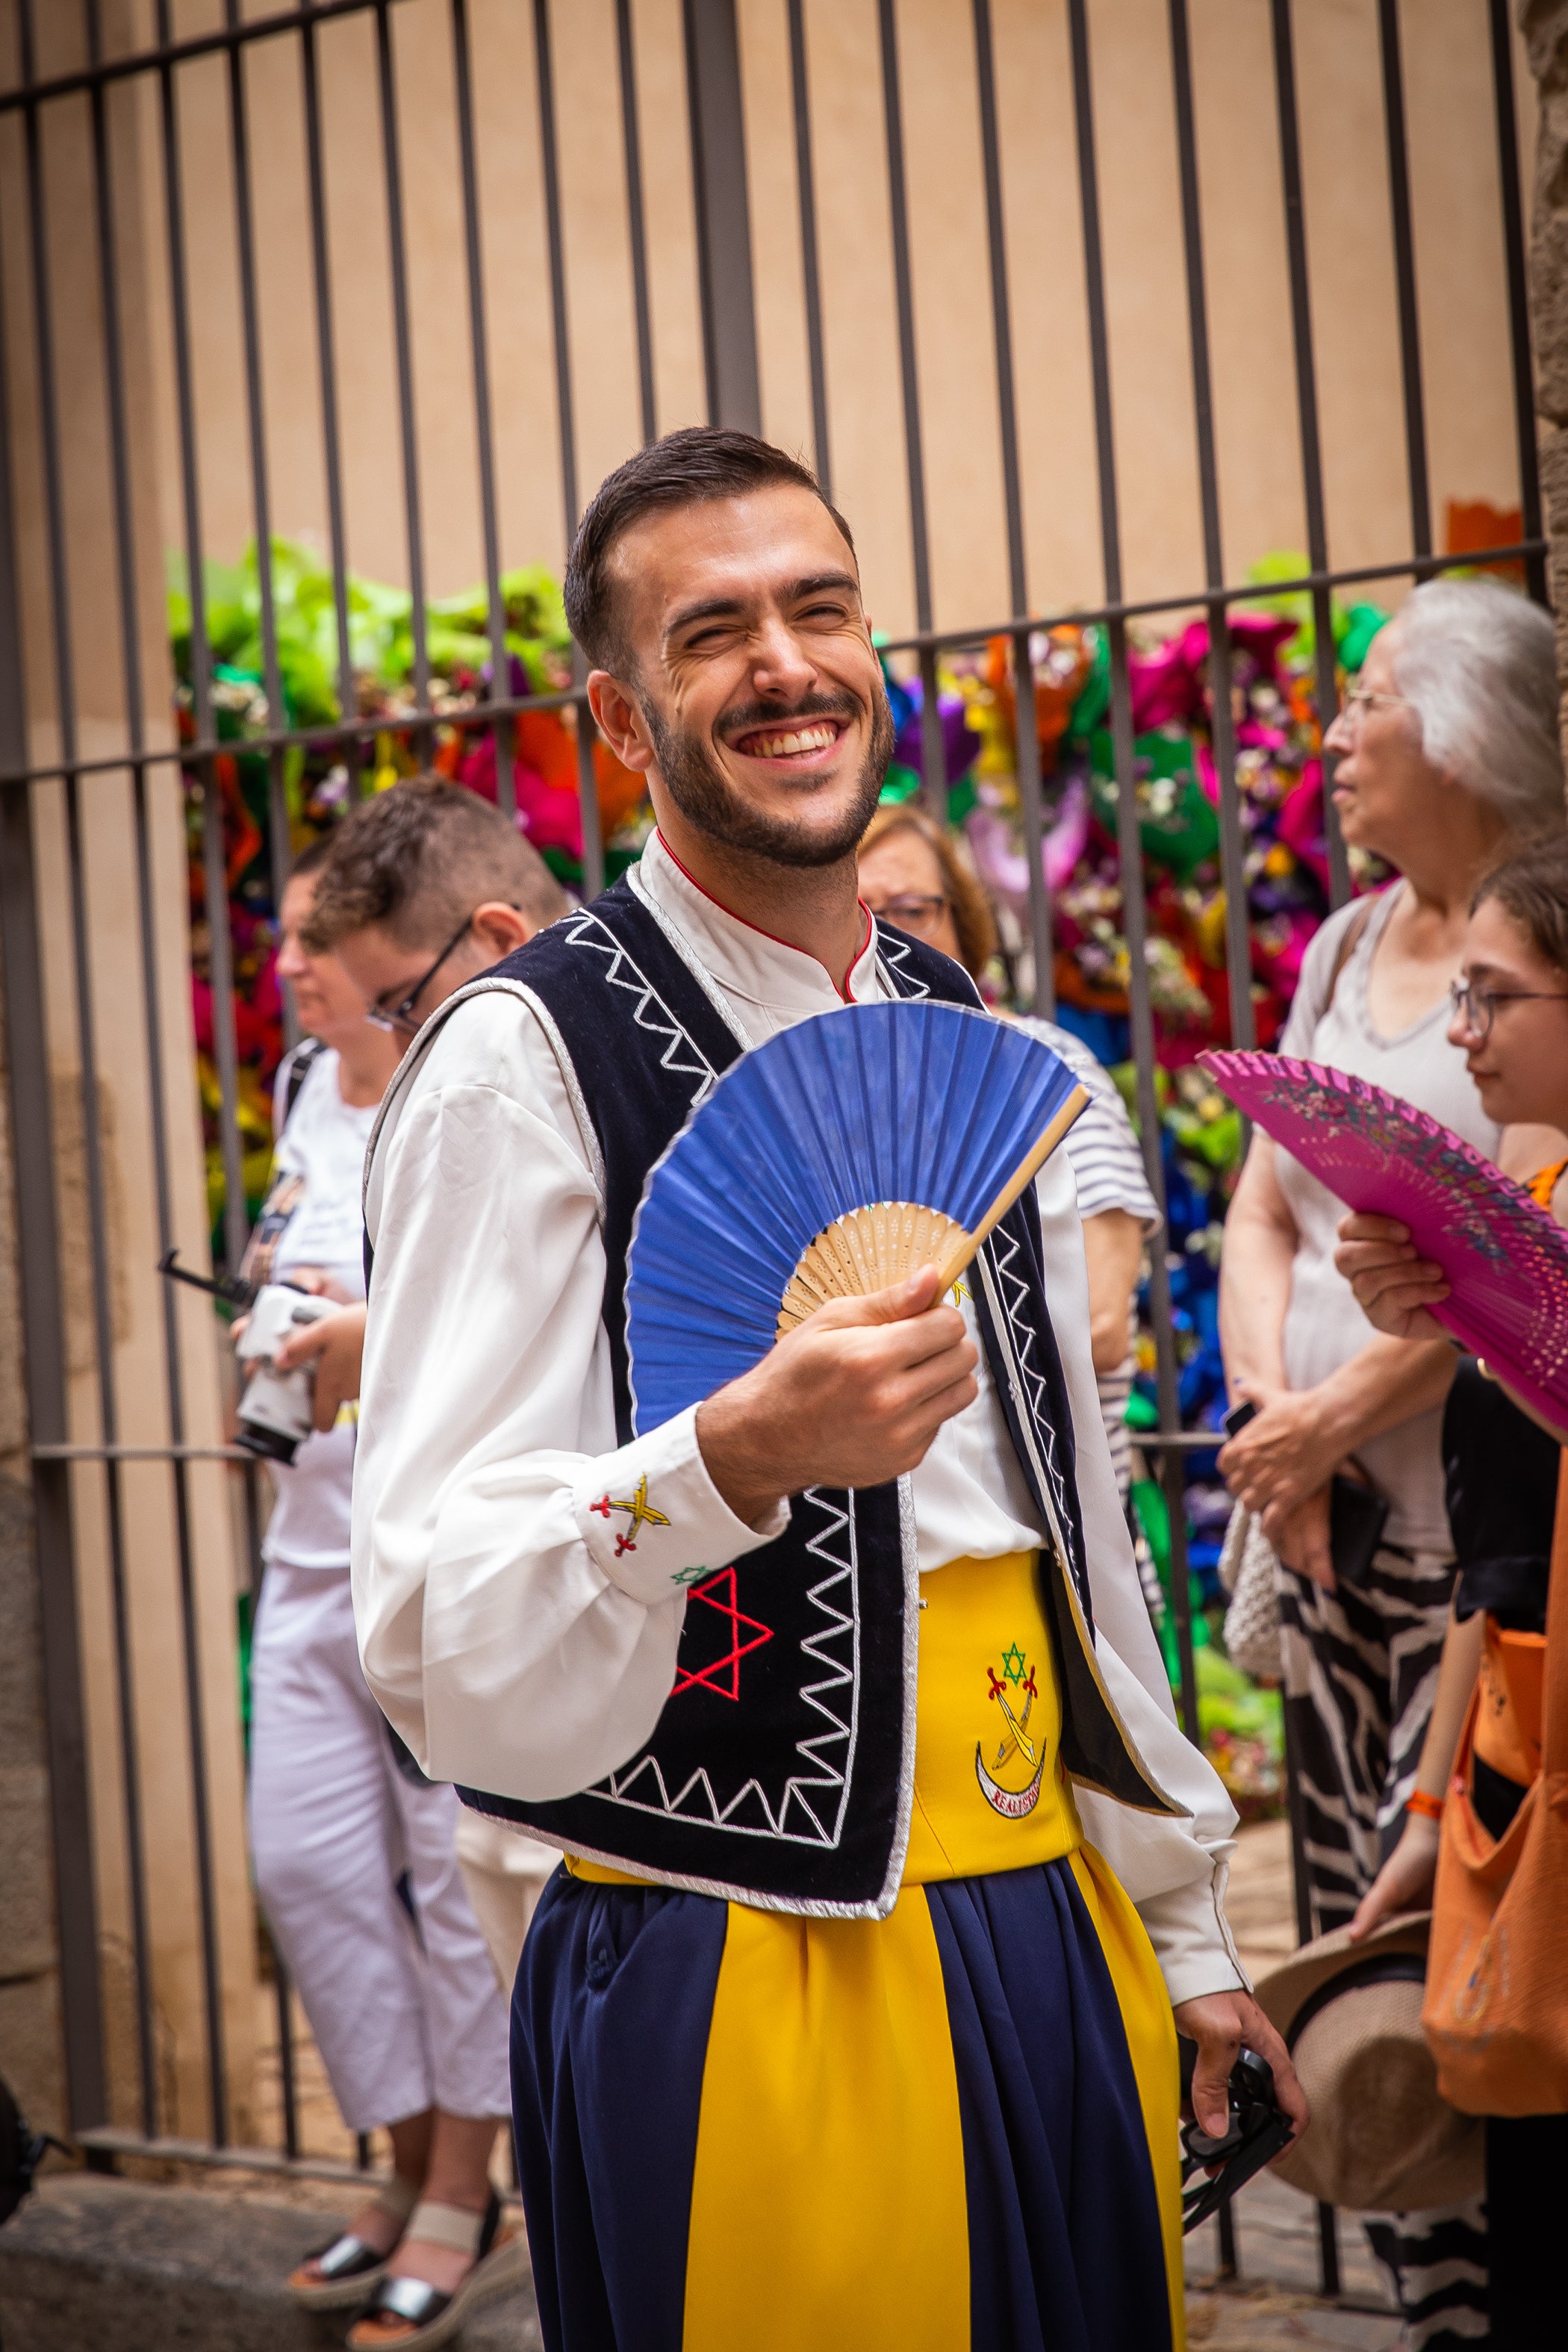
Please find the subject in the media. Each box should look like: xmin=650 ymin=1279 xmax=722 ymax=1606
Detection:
xmin=249 ymin=1561 xmax=511 ymax=2132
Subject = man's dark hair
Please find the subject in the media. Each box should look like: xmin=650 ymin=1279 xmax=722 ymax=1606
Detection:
xmin=564 ymin=427 xmax=856 ymax=675
xmin=300 ymin=775 xmax=568 ymax=953
xmin=287 ymin=833 xmax=337 ymax=883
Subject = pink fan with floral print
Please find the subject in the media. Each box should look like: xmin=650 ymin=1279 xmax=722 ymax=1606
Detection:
xmin=1201 ymin=1050 xmax=1568 ymax=1430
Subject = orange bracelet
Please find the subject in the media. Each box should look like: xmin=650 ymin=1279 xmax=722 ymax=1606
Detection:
xmin=1406 ymin=1789 xmax=1444 ymax=1822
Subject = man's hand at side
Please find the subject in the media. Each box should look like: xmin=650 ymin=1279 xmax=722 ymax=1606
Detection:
xmin=1172 ymin=1989 xmax=1310 ymax=2150
xmin=696 ymin=1264 xmax=977 ymax=1527
xmin=273 ymin=1301 xmax=368 ymax=1432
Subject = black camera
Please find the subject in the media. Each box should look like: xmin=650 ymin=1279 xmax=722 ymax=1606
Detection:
xmin=1177 ymin=2038 xmax=1295 ymax=2233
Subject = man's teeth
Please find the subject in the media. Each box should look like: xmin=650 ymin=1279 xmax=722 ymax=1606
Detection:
xmin=744 ymin=723 xmax=838 ymax=757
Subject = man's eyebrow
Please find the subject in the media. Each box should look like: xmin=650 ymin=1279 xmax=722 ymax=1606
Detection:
xmin=664 ymin=571 xmax=862 ymax=641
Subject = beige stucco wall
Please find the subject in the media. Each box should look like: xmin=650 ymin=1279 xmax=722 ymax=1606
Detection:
xmin=122 ymin=0 xmax=1537 ymax=641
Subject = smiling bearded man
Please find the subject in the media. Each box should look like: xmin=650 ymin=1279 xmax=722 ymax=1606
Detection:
xmin=352 ymin=429 xmax=1304 ymax=2352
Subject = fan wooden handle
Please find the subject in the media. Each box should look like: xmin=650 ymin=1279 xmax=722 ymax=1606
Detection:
xmin=930 ymin=1083 xmax=1092 ymax=1298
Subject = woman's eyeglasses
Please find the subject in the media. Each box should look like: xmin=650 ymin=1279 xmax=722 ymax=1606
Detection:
xmin=865 ymin=892 xmax=949 ymax=939
xmin=364 ymin=915 xmax=475 ymax=1035
xmin=1337 ymin=686 xmax=1409 ymax=732
xmin=1448 ymin=974 xmax=1568 ymax=1042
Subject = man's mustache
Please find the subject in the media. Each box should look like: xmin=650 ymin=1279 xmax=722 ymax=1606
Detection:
xmin=718 ymin=691 xmax=865 ymax=744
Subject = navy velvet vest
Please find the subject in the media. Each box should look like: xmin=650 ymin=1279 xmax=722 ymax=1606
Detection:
xmin=450 ymin=880 xmax=1172 ymax=1916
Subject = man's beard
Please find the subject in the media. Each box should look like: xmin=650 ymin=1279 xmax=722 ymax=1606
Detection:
xmin=641 ymin=687 xmax=896 ymax=869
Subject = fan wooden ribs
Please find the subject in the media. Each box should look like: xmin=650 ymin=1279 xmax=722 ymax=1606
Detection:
xmin=777 ymin=1201 xmax=970 ymax=1334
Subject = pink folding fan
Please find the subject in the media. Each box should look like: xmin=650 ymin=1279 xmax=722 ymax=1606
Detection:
xmin=1201 ymin=1050 xmax=1568 ymax=1429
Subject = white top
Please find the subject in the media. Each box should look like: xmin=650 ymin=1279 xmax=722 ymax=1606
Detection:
xmin=353 ymin=832 xmax=1245 ymax=2004
xmin=259 ymin=1046 xmax=376 ymax=1571
xmin=1018 ymin=1015 xmax=1160 ymax=1493
xmin=1277 ymin=886 xmax=1500 ymax=1554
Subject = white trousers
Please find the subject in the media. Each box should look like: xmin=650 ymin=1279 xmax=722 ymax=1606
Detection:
xmin=249 ymin=1562 xmax=511 ymax=2131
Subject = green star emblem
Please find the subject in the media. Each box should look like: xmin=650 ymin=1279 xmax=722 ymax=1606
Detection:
xmin=1001 ymin=1643 xmax=1027 ymax=1685
xmin=671 ymin=1564 xmax=710 ymax=1587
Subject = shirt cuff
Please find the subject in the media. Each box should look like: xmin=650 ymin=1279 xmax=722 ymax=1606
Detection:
xmin=571 ymin=1405 xmax=790 ymax=1606
xmin=1136 ymin=1855 xmax=1252 ymax=2010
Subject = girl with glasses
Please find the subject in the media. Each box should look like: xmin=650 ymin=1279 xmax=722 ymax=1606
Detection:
xmin=1334 ymin=839 xmax=1568 ymax=2351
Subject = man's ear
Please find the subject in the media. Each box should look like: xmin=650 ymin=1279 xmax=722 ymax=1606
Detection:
xmin=588 ymin=669 xmax=655 ymax=775
xmin=471 ymin=902 xmax=536 ymax=959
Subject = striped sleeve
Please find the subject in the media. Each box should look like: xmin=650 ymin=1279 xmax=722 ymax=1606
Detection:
xmin=1017 ymin=1017 xmax=1161 ymax=1234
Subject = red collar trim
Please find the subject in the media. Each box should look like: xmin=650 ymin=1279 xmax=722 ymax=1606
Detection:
xmin=653 ymin=830 xmax=874 ymax=1004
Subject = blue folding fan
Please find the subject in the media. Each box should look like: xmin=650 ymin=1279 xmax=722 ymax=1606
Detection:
xmin=625 ymin=1001 xmax=1088 ymax=1432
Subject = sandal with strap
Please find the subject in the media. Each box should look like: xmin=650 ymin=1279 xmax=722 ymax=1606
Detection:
xmin=346 ymin=2192 xmax=525 ymax=2351
xmin=288 ymin=2173 xmax=423 ymax=2310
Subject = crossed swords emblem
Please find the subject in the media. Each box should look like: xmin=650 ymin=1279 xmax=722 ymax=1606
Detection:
xmin=589 ymin=1473 xmax=671 ymax=1557
xmin=987 ymin=1657 xmax=1039 ymax=1771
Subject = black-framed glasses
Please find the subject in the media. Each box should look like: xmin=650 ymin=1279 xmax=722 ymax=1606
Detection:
xmin=364 ymin=915 xmax=474 ymax=1036
xmin=1449 ymin=975 xmax=1568 ymax=1042
xmin=865 ymin=892 xmax=950 ymax=939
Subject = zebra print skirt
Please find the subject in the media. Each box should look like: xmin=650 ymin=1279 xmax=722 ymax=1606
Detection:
xmin=1278 ymin=1543 xmax=1488 ymax=2351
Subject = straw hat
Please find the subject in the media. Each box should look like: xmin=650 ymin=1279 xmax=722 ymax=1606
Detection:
xmin=1254 ymin=1912 xmax=1483 ymax=2212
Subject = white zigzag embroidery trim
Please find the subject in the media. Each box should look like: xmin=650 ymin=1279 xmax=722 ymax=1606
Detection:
xmin=586 ymin=1488 xmax=859 ymax=1847
xmin=563 ymin=908 xmax=718 ymax=1102
xmin=986 ymin=1221 xmax=1090 ymax=1613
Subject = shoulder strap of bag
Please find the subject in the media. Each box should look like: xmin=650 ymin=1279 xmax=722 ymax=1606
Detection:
xmin=1543 ymin=1457 xmax=1568 ymax=1775
xmin=1324 ymin=895 xmax=1376 ymax=1014
xmin=279 ymin=1036 xmax=326 ymax=1133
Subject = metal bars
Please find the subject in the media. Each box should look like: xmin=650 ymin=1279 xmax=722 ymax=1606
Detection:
xmin=0 ymin=0 xmax=1549 ymax=2209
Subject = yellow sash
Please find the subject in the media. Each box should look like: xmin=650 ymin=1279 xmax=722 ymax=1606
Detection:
xmin=569 ymin=1548 xmax=1080 ymax=1891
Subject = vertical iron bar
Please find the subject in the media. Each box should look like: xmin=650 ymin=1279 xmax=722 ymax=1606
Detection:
xmin=222 ymin=0 xmax=294 ymax=937
xmin=615 ymin=0 xmax=657 ymax=447
xmin=576 ymin=698 xmax=604 ymax=901
xmin=917 ymin=644 xmax=948 ymax=826
xmin=973 ymin=0 xmax=1051 ymax=1008
xmin=1167 ymin=0 xmax=1252 ymax=1055
xmin=1375 ymin=0 xmax=1432 ymax=565
xmin=876 ymin=0 xmax=933 ymax=640
xmin=1012 ymin=633 xmax=1053 ymax=1015
xmin=152 ymin=0 xmax=234 ymax=2141
xmin=373 ymin=0 xmax=432 ymax=749
xmin=1269 ymin=0 xmax=1349 ymax=911
xmin=971 ymin=0 xmax=1024 ymax=618
xmin=1216 ymin=2193 xmax=1237 ymax=2279
xmin=1065 ymin=0 xmax=1199 ymax=1741
xmin=0 ymin=146 xmax=107 ymax=2138
xmin=152 ymin=0 xmax=248 ymax=1274
xmin=785 ymin=0 xmax=830 ymax=497
xmin=87 ymin=0 xmax=220 ymax=2150
xmin=296 ymin=0 xmax=358 ymax=750
xmin=683 ymin=0 xmax=762 ymax=434
xmin=241 ymin=1466 xmax=299 ymax=2160
xmin=533 ymin=0 xmax=578 ymax=542
xmin=1487 ymin=0 xmax=1548 ymax=608
xmin=450 ymin=0 xmax=514 ymax=819
xmin=530 ymin=0 xmax=601 ymax=896
xmin=1318 ymin=2202 xmax=1342 ymax=2300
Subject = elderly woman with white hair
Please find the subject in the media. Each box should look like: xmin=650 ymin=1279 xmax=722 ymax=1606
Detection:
xmin=1218 ymin=577 xmax=1567 ymax=2337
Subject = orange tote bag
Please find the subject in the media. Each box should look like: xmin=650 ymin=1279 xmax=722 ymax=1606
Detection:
xmin=1422 ymin=1464 xmax=1568 ymax=2117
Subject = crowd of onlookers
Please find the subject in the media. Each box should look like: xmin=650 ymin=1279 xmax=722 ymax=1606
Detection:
xmin=240 ymin=573 xmax=1566 ymax=2349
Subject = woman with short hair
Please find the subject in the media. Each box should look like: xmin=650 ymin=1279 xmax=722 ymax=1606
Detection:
xmin=1218 ymin=577 xmax=1567 ymax=2336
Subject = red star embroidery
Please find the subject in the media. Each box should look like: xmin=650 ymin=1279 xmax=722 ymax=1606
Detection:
xmin=670 ymin=1567 xmax=774 ymax=1702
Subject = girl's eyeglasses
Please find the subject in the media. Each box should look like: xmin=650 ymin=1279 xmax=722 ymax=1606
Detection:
xmin=1448 ymin=974 xmax=1568 ymax=1042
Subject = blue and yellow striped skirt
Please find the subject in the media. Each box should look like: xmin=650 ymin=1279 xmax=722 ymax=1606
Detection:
xmin=510 ymin=1552 xmax=1183 ymax=2351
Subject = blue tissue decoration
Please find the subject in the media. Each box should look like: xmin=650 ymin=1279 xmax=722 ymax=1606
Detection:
xmin=626 ymin=1001 xmax=1079 ymax=1434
